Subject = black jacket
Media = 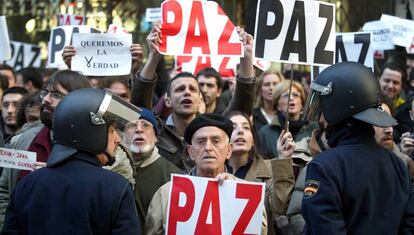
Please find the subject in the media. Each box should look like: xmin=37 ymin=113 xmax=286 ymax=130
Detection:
xmin=2 ymin=152 xmax=141 ymax=235
xmin=302 ymin=119 xmax=414 ymax=235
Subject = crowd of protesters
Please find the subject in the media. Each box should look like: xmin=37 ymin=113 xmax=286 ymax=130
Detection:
xmin=0 ymin=20 xmax=413 ymax=234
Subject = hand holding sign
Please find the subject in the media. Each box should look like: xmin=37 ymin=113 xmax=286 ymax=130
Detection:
xmin=140 ymin=23 xmax=163 ymax=80
xmin=131 ymin=44 xmax=144 ymax=74
xmin=238 ymin=27 xmax=254 ymax=78
xmin=62 ymin=45 xmax=76 ymax=68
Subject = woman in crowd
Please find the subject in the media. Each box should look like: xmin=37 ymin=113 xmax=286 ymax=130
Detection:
xmin=258 ymin=80 xmax=317 ymax=159
xmin=226 ymin=111 xmax=295 ymax=234
xmin=253 ymin=70 xmax=285 ymax=134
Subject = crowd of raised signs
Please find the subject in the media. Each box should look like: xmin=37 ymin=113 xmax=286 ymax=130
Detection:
xmin=0 ymin=0 xmax=414 ymax=234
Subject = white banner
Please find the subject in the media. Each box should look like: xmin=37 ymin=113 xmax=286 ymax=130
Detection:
xmin=254 ymin=0 xmax=336 ymax=66
xmin=0 ymin=16 xmax=11 ymax=61
xmin=71 ymin=33 xmax=132 ymax=76
xmin=0 ymin=148 xmax=36 ymax=171
xmin=47 ymin=26 xmax=100 ymax=69
xmin=159 ymin=0 xmax=243 ymax=57
xmin=362 ymin=20 xmax=395 ymax=50
xmin=145 ymin=8 xmax=162 ymax=22
xmin=166 ymin=174 xmax=265 ymax=235
xmin=3 ymin=41 xmax=41 ymax=71
xmin=380 ymin=14 xmax=414 ymax=48
xmin=336 ymin=32 xmax=374 ymax=70
xmin=57 ymin=14 xmax=86 ymax=26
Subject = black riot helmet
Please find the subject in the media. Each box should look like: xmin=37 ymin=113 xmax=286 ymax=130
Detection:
xmin=303 ymin=62 xmax=397 ymax=127
xmin=48 ymin=88 xmax=140 ymax=166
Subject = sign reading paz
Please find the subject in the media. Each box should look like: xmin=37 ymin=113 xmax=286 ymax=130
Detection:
xmin=47 ymin=25 xmax=100 ymax=69
xmin=71 ymin=33 xmax=132 ymax=76
xmin=0 ymin=147 xmax=36 ymax=171
xmin=3 ymin=41 xmax=41 ymax=71
xmin=166 ymin=174 xmax=265 ymax=235
xmin=175 ymin=56 xmax=238 ymax=78
xmin=254 ymin=0 xmax=336 ymax=66
xmin=57 ymin=14 xmax=86 ymax=26
xmin=159 ymin=0 xmax=243 ymax=57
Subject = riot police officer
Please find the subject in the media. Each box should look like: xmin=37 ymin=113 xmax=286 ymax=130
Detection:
xmin=302 ymin=62 xmax=414 ymax=234
xmin=2 ymin=88 xmax=142 ymax=234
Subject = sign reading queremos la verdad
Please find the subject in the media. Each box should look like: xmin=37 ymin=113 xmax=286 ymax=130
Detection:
xmin=71 ymin=33 xmax=132 ymax=76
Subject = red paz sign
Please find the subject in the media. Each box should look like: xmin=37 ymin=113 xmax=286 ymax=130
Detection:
xmin=254 ymin=0 xmax=336 ymax=66
xmin=166 ymin=174 xmax=265 ymax=235
xmin=175 ymin=55 xmax=238 ymax=78
xmin=159 ymin=0 xmax=243 ymax=57
xmin=57 ymin=14 xmax=86 ymax=26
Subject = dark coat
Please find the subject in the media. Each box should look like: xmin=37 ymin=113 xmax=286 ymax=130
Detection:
xmin=2 ymin=152 xmax=141 ymax=235
xmin=302 ymin=120 xmax=414 ymax=235
xmin=258 ymin=115 xmax=317 ymax=159
xmin=130 ymin=74 xmax=256 ymax=172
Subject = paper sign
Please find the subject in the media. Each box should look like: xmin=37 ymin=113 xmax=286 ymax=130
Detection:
xmin=336 ymin=32 xmax=374 ymax=70
xmin=0 ymin=147 xmax=36 ymax=171
xmin=107 ymin=24 xmax=128 ymax=34
xmin=3 ymin=41 xmax=41 ymax=71
xmin=166 ymin=174 xmax=265 ymax=235
xmin=57 ymin=14 xmax=86 ymax=26
xmin=0 ymin=16 xmax=11 ymax=61
xmin=159 ymin=0 xmax=243 ymax=57
xmin=362 ymin=20 xmax=395 ymax=50
xmin=253 ymin=58 xmax=271 ymax=71
xmin=145 ymin=8 xmax=162 ymax=22
xmin=380 ymin=14 xmax=414 ymax=48
xmin=71 ymin=33 xmax=132 ymax=76
xmin=254 ymin=0 xmax=336 ymax=66
xmin=176 ymin=55 xmax=238 ymax=78
xmin=47 ymin=25 xmax=101 ymax=69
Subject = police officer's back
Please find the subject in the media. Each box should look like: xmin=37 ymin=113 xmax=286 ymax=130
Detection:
xmin=2 ymin=89 xmax=142 ymax=234
xmin=302 ymin=62 xmax=414 ymax=235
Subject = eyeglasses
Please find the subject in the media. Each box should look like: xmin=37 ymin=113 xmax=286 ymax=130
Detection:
xmin=39 ymin=90 xmax=66 ymax=100
xmin=124 ymin=120 xmax=153 ymax=131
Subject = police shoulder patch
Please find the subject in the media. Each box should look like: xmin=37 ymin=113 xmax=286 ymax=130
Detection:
xmin=304 ymin=180 xmax=320 ymax=199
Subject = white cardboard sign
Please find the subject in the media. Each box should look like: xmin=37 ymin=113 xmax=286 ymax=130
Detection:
xmin=158 ymin=0 xmax=243 ymax=57
xmin=47 ymin=25 xmax=100 ymax=69
xmin=0 ymin=16 xmax=11 ymax=61
xmin=254 ymin=0 xmax=336 ymax=66
xmin=175 ymin=56 xmax=238 ymax=78
xmin=336 ymin=32 xmax=374 ymax=70
xmin=145 ymin=8 xmax=162 ymax=22
xmin=3 ymin=41 xmax=41 ymax=71
xmin=57 ymin=14 xmax=86 ymax=26
xmin=71 ymin=33 xmax=132 ymax=76
xmin=166 ymin=174 xmax=265 ymax=235
xmin=380 ymin=14 xmax=414 ymax=48
xmin=0 ymin=148 xmax=36 ymax=171
xmin=362 ymin=20 xmax=395 ymax=50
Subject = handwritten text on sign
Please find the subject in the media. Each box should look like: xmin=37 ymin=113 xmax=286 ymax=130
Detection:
xmin=166 ymin=174 xmax=265 ymax=235
xmin=380 ymin=14 xmax=414 ymax=48
xmin=0 ymin=148 xmax=36 ymax=171
xmin=254 ymin=0 xmax=336 ymax=66
xmin=71 ymin=33 xmax=132 ymax=76
xmin=159 ymin=0 xmax=243 ymax=57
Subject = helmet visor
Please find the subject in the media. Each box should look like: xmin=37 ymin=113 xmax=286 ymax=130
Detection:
xmin=302 ymin=80 xmax=332 ymax=122
xmin=91 ymin=90 xmax=141 ymax=128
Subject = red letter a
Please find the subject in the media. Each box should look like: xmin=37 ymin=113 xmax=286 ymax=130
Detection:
xmin=195 ymin=181 xmax=222 ymax=234
xmin=184 ymin=1 xmax=210 ymax=54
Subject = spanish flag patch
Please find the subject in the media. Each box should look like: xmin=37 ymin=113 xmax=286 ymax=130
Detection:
xmin=304 ymin=180 xmax=320 ymax=199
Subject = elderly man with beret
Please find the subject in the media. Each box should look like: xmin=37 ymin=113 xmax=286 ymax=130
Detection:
xmin=144 ymin=113 xmax=267 ymax=235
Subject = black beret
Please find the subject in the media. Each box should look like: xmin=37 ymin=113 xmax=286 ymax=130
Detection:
xmin=184 ymin=113 xmax=234 ymax=144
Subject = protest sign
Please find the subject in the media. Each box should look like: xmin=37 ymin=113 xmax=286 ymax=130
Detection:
xmin=71 ymin=33 xmax=132 ymax=76
xmin=362 ymin=20 xmax=394 ymax=50
xmin=107 ymin=24 xmax=128 ymax=34
xmin=254 ymin=0 xmax=336 ymax=66
xmin=175 ymin=55 xmax=238 ymax=78
xmin=408 ymin=38 xmax=414 ymax=54
xmin=145 ymin=8 xmax=162 ymax=22
xmin=380 ymin=14 xmax=414 ymax=48
xmin=57 ymin=14 xmax=86 ymax=26
xmin=0 ymin=16 xmax=11 ymax=61
xmin=47 ymin=25 xmax=100 ymax=68
xmin=3 ymin=41 xmax=41 ymax=71
xmin=336 ymin=32 xmax=373 ymax=70
xmin=254 ymin=58 xmax=271 ymax=71
xmin=159 ymin=0 xmax=243 ymax=57
xmin=0 ymin=147 xmax=36 ymax=171
xmin=166 ymin=174 xmax=265 ymax=235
